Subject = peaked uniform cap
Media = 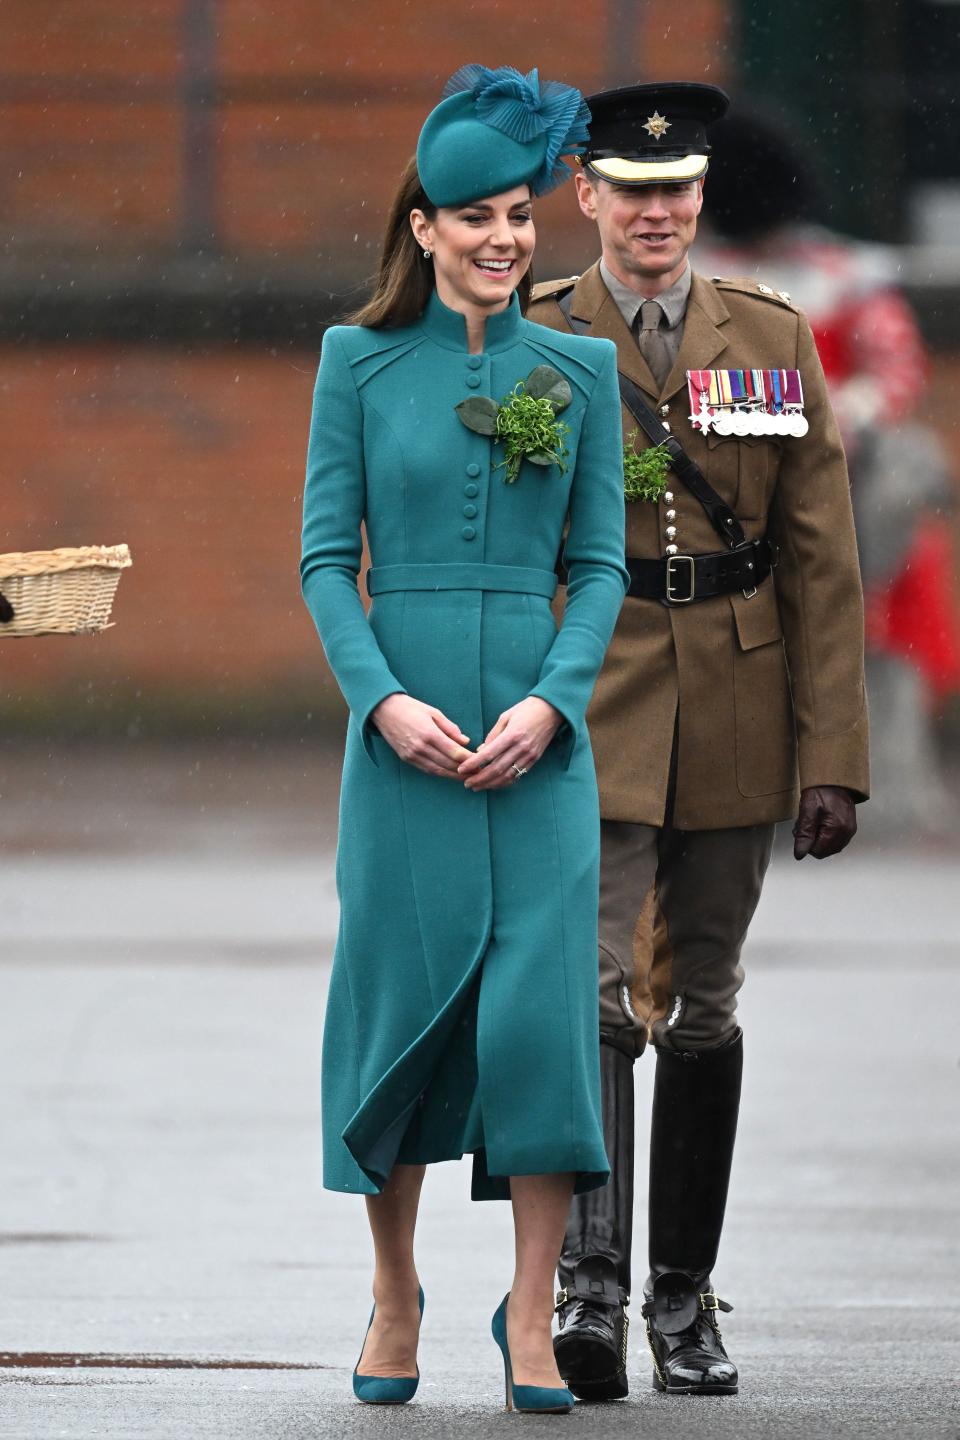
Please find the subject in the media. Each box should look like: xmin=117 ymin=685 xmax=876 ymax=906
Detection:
xmin=583 ymin=81 xmax=729 ymax=186
xmin=417 ymin=64 xmax=591 ymax=208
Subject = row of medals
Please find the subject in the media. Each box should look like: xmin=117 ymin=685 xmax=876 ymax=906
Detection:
xmin=689 ymin=392 xmax=809 ymax=437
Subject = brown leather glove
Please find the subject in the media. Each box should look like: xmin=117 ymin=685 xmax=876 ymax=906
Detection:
xmin=793 ymin=785 xmax=858 ymax=860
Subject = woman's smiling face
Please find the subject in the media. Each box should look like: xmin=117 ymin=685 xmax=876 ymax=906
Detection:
xmin=411 ymin=185 xmax=535 ymax=313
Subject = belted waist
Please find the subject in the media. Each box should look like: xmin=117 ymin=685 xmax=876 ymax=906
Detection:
xmin=366 ymin=563 xmax=558 ymax=600
xmin=623 ymin=537 xmax=776 ymax=607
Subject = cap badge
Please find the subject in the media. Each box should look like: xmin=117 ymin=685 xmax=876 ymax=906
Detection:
xmin=642 ymin=110 xmax=672 ymax=140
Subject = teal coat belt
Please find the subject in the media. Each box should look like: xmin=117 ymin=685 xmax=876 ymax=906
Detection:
xmin=366 ymin=562 xmax=559 ymax=599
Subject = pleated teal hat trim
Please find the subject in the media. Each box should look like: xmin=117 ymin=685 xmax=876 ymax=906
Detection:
xmin=417 ymin=64 xmax=590 ymax=208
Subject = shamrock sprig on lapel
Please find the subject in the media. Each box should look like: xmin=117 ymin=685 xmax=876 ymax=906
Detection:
xmin=455 ymin=366 xmax=572 ymax=483
xmin=623 ymin=431 xmax=672 ymax=503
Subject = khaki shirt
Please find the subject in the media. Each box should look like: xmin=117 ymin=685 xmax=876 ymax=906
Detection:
xmin=599 ymin=258 xmax=692 ymax=376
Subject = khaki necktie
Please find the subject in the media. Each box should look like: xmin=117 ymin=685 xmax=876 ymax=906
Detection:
xmin=637 ymin=299 xmax=671 ymax=391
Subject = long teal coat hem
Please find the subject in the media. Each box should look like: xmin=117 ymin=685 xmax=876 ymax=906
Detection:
xmin=301 ymin=290 xmax=629 ymax=1200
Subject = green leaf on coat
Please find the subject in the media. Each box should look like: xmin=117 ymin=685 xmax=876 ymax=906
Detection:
xmin=454 ymin=396 xmax=499 ymax=435
xmin=525 ymin=365 xmax=573 ymax=413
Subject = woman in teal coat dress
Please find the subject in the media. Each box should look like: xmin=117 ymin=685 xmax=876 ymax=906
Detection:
xmin=300 ymin=66 xmax=629 ymax=1408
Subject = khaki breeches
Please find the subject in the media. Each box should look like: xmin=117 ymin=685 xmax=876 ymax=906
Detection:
xmin=598 ymin=817 xmax=775 ymax=1057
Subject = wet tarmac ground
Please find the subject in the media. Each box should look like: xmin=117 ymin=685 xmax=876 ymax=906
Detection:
xmin=0 ymin=743 xmax=958 ymax=1438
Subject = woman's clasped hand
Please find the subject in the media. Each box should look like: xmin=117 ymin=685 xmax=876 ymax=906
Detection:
xmin=372 ymin=693 xmax=562 ymax=789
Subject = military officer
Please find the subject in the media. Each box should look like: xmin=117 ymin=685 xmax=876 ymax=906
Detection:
xmin=528 ymin=82 xmax=869 ymax=1399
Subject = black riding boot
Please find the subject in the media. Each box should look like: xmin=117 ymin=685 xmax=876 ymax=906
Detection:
xmin=643 ymin=1031 xmax=742 ymax=1395
xmin=553 ymin=1041 xmax=634 ymax=1401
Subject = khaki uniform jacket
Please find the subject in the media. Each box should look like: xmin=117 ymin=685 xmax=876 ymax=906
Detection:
xmin=528 ymin=263 xmax=870 ymax=830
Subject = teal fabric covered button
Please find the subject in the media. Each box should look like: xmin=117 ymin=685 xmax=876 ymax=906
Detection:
xmin=463 ymin=504 xmax=478 ymax=519
xmin=464 ymin=482 xmax=479 ymax=497
xmin=467 ymin=356 xmax=483 ymax=369
xmin=461 ymin=526 xmax=477 ymax=541
xmin=466 ymin=463 xmax=481 ymax=477
xmin=465 ymin=375 xmax=481 ymax=389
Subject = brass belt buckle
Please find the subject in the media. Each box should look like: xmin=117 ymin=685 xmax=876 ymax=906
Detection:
xmin=665 ymin=554 xmax=696 ymax=604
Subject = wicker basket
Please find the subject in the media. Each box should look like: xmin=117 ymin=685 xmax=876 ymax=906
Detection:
xmin=0 ymin=544 xmax=132 ymax=637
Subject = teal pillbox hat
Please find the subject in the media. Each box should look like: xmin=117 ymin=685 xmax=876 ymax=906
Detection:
xmin=417 ymin=64 xmax=591 ymax=208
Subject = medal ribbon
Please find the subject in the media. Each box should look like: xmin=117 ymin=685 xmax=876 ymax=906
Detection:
xmin=687 ymin=369 xmax=805 ymax=420
xmin=782 ymin=369 xmax=804 ymax=407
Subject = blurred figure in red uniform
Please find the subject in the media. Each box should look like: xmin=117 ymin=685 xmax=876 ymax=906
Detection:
xmin=695 ymin=111 xmax=960 ymax=834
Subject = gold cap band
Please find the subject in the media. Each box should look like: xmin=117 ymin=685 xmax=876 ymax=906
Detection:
xmin=586 ymin=153 xmax=709 ymax=185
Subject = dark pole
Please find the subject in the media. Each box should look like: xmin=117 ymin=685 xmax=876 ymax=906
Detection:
xmin=857 ymin=0 xmax=907 ymax=242
xmin=181 ymin=0 xmax=219 ymax=255
xmin=605 ymin=0 xmax=644 ymax=88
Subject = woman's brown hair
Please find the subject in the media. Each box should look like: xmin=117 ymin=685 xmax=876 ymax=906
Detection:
xmin=346 ymin=156 xmax=532 ymax=329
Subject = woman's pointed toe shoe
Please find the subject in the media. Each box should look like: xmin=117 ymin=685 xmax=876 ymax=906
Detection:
xmin=352 ymin=1285 xmax=424 ymax=1404
xmin=491 ymin=1295 xmax=575 ymax=1414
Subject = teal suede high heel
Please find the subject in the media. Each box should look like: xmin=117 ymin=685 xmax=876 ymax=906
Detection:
xmin=491 ymin=1294 xmax=575 ymax=1414
xmin=352 ymin=1286 xmax=424 ymax=1405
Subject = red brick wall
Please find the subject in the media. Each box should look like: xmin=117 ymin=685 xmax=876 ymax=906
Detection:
xmin=0 ymin=342 xmax=323 ymax=721
xmin=0 ymin=0 xmax=732 ymax=268
xmin=1 ymin=3 xmax=181 ymax=256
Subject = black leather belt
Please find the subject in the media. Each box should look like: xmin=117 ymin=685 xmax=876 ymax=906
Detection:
xmin=626 ymin=537 xmax=776 ymax=607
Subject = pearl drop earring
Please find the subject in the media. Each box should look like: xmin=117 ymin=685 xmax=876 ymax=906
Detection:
xmin=423 ymin=249 xmax=432 ymax=259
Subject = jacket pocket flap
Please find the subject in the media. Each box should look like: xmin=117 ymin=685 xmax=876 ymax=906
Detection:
xmin=730 ymin=583 xmax=783 ymax=650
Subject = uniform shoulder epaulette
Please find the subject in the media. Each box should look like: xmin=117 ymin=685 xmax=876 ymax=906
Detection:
xmin=529 ymin=275 xmax=580 ymax=304
xmin=709 ymin=275 xmax=798 ymax=310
